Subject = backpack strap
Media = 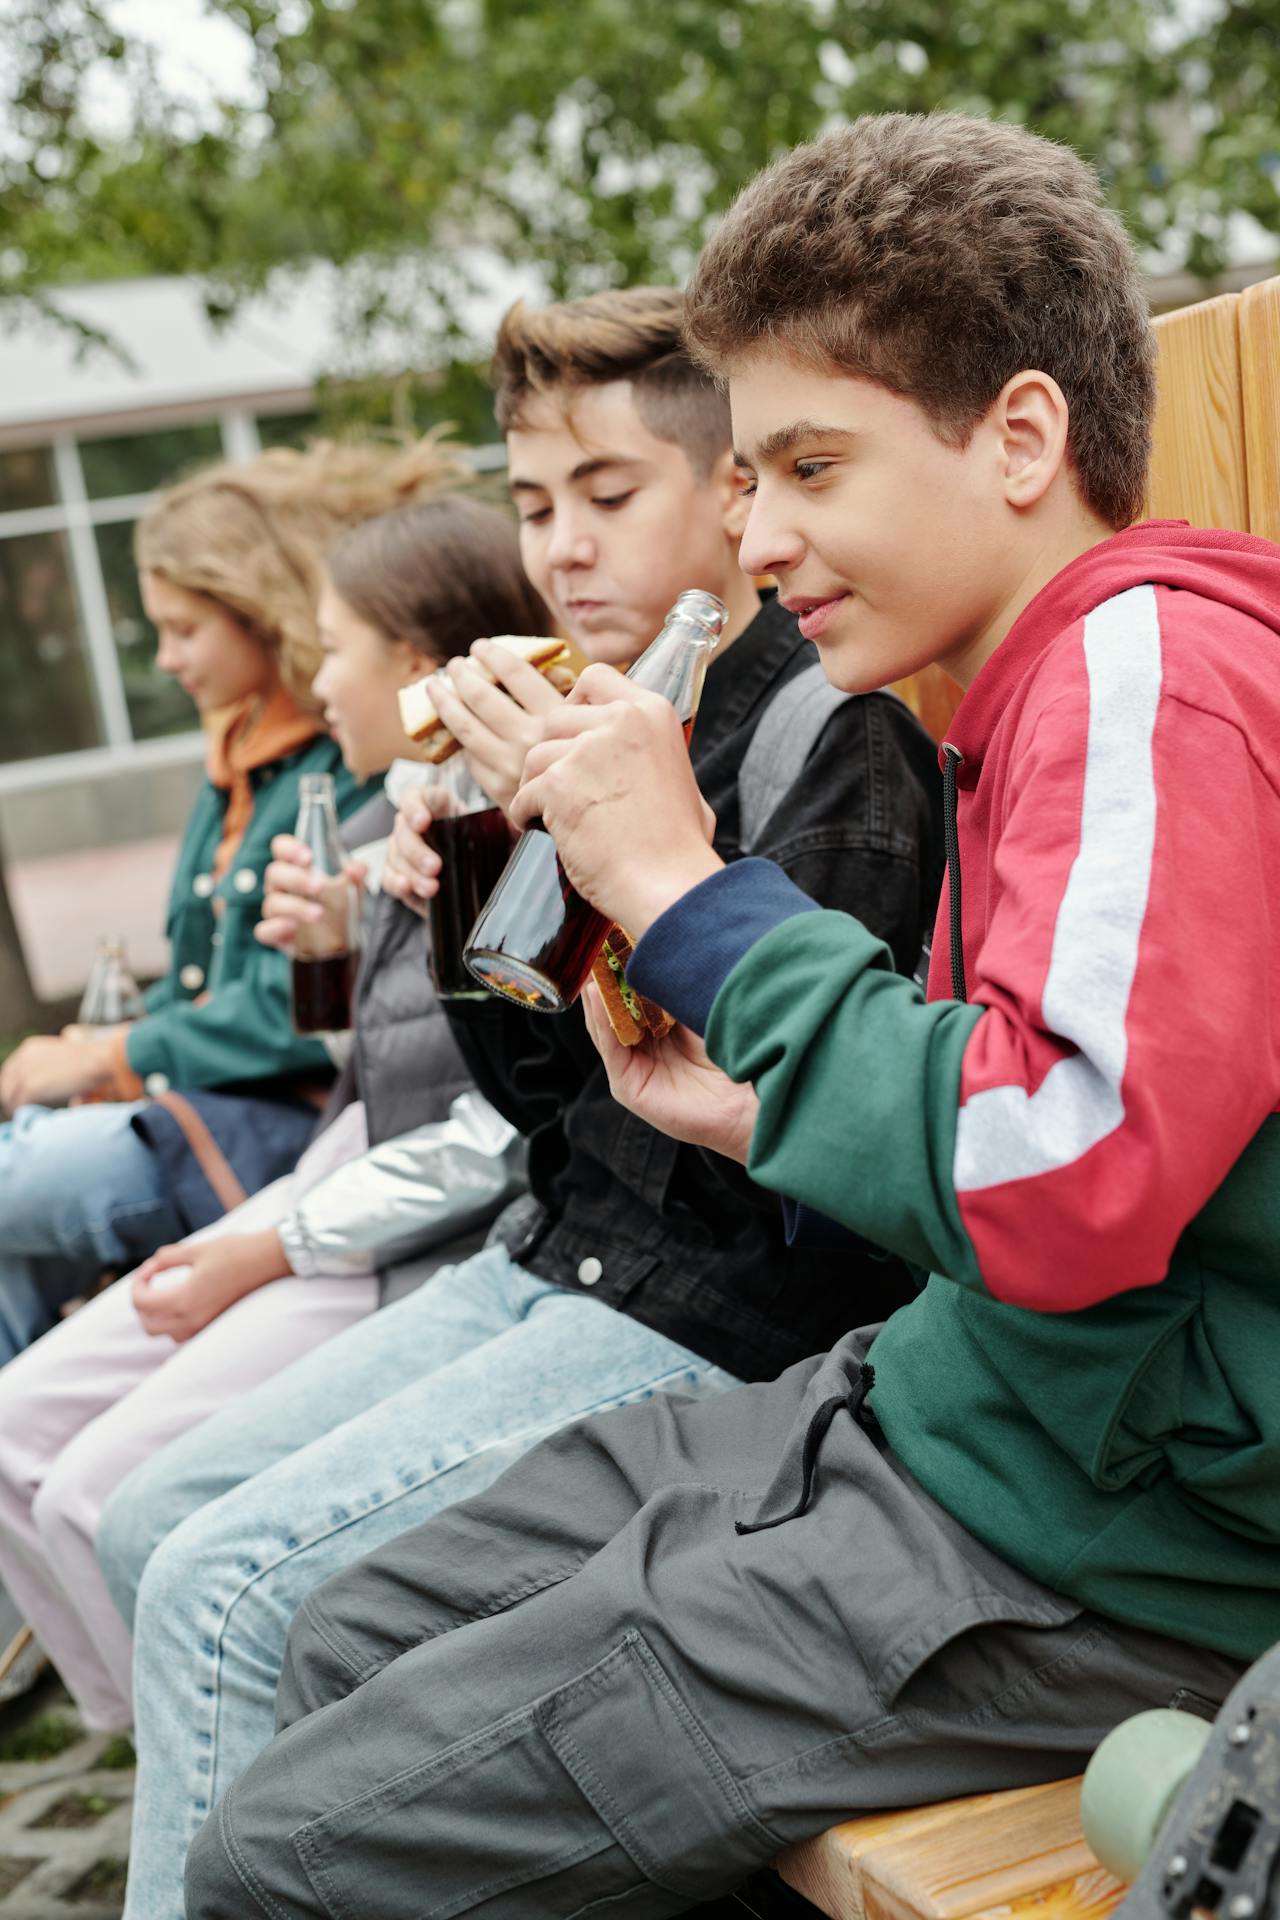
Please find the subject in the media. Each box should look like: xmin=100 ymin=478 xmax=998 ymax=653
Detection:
xmin=737 ymin=661 xmax=850 ymax=854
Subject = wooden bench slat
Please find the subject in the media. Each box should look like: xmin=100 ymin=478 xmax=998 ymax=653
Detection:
xmin=1145 ymin=291 xmax=1249 ymax=531
xmin=1240 ymin=276 xmax=1280 ymax=543
xmin=776 ymin=1777 xmax=1126 ymax=1920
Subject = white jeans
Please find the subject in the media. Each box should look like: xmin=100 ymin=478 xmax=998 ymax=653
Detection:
xmin=0 ymin=1104 xmax=374 ymax=1729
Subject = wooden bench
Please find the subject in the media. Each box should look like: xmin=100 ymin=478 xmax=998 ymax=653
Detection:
xmin=775 ymin=1778 xmax=1124 ymax=1920
xmin=772 ymin=268 xmax=1280 ymax=1920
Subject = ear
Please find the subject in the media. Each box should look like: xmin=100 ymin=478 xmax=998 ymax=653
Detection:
xmin=708 ymin=447 xmax=752 ymax=541
xmin=395 ymin=639 xmax=431 ymax=683
xmin=993 ymin=371 xmax=1070 ymax=509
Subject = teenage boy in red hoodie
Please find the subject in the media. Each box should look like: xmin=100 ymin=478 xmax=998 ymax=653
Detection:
xmin=187 ymin=113 xmax=1279 ymax=1920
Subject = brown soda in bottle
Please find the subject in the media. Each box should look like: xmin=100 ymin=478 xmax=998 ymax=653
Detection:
xmin=419 ymin=755 xmax=515 ymax=1000
xmin=290 ymin=772 xmax=360 ymax=1035
xmin=464 ymin=591 xmax=726 ymax=1013
xmin=291 ymin=949 xmax=360 ymax=1031
xmin=425 ymin=806 xmax=515 ymax=998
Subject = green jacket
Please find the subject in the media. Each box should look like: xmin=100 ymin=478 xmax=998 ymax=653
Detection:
xmin=125 ymin=734 xmax=377 ymax=1093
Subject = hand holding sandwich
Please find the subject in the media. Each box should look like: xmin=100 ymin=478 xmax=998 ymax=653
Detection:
xmin=512 ymin=666 xmax=723 ymax=940
xmin=399 ymin=634 xmax=573 ymax=817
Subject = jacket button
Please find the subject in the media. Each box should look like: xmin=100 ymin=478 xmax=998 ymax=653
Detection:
xmin=211 ymin=931 xmax=223 ymax=948
xmin=193 ymin=873 xmax=215 ymax=898
xmin=577 ymin=1256 xmax=603 ymax=1287
xmin=180 ymin=963 xmax=205 ymax=991
xmin=233 ymin=868 xmax=257 ymax=893
xmin=144 ymin=1072 xmax=171 ymax=1096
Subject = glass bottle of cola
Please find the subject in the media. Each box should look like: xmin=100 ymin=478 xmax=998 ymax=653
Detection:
xmin=290 ymin=772 xmax=360 ymax=1035
xmin=464 ymin=589 xmax=726 ymax=1013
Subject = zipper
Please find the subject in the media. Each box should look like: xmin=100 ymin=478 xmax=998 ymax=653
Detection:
xmin=941 ymin=743 xmax=967 ymax=1003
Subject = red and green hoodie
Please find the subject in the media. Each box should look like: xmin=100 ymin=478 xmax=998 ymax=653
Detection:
xmin=629 ymin=523 xmax=1280 ymax=1661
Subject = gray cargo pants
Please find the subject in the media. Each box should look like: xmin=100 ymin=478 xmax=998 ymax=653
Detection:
xmin=186 ymin=1332 xmax=1243 ymax=1919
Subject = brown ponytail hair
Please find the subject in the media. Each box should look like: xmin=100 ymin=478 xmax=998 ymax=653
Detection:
xmin=325 ymin=495 xmax=554 ymax=666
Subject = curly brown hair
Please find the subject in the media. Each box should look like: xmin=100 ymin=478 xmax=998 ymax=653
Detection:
xmin=135 ymin=434 xmax=466 ymax=709
xmin=492 ymin=288 xmax=732 ymax=478
xmin=684 ymin=113 xmax=1155 ymax=528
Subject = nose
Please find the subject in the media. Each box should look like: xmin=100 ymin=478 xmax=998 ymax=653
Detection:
xmin=311 ymin=656 xmax=334 ymax=706
xmin=737 ymin=486 xmax=805 ymax=581
xmin=155 ymin=631 xmax=181 ymax=676
xmin=544 ymin=502 xmax=595 ymax=574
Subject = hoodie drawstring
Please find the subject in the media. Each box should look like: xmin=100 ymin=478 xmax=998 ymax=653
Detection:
xmin=735 ymin=1364 xmax=876 ymax=1536
xmin=941 ymin=743 xmax=967 ymax=1004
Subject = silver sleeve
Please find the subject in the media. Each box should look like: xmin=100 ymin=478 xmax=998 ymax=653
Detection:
xmin=277 ymin=1091 xmax=527 ymax=1279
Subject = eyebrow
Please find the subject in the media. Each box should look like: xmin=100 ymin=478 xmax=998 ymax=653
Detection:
xmin=735 ymin=420 xmax=854 ymax=467
xmin=508 ymin=454 xmax=646 ymax=494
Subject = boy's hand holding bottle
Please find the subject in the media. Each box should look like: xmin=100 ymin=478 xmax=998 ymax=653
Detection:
xmin=510 ymin=666 xmax=723 ymax=942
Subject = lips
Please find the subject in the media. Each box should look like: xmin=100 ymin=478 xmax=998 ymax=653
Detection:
xmin=779 ymin=592 xmax=848 ymax=642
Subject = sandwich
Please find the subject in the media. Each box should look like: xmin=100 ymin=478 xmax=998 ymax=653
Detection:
xmin=398 ymin=635 xmax=576 ymax=764
xmin=591 ymin=928 xmax=675 ymax=1047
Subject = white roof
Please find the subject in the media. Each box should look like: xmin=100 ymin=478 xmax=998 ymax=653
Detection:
xmin=0 ymin=254 xmax=544 ymax=439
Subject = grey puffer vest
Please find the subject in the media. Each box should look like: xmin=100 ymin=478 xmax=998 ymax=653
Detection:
xmin=331 ymin=794 xmax=474 ymax=1147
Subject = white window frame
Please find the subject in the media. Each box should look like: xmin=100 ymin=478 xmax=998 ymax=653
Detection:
xmin=0 ymin=404 xmax=279 ymax=768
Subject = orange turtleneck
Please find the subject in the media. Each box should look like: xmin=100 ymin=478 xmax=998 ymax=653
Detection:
xmin=207 ymin=686 xmax=324 ymax=880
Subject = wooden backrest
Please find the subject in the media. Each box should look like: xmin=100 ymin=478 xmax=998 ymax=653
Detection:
xmin=1145 ymin=271 xmax=1280 ymax=539
xmin=1240 ymin=275 xmax=1280 ymax=543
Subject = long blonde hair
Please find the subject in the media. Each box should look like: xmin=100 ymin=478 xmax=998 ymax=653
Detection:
xmin=135 ymin=435 xmax=466 ymax=709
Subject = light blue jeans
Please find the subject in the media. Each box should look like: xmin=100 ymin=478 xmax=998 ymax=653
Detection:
xmin=97 ymin=1245 xmax=738 ymax=1920
xmin=0 ymin=1101 xmax=180 ymax=1366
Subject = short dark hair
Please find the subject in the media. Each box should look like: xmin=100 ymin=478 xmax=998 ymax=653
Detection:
xmin=492 ymin=287 xmax=732 ymax=478
xmin=684 ymin=112 xmax=1156 ymax=527
xmin=327 ymin=496 xmax=552 ymax=665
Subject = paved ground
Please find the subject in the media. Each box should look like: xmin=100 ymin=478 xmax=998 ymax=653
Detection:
xmin=0 ymin=1671 xmax=132 ymax=1920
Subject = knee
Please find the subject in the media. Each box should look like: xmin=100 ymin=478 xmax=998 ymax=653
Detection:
xmin=97 ymin=1467 xmax=166 ymax=1629
xmin=29 ymin=1450 xmax=84 ymax=1569
xmin=185 ymin=1762 xmax=320 ymax=1920
xmin=184 ymin=1794 xmax=262 ymax=1920
xmin=277 ymin=1584 xmax=364 ymax=1732
xmin=130 ymin=1519 xmax=201 ymax=1658
xmin=0 ymin=1371 xmax=44 ymax=1519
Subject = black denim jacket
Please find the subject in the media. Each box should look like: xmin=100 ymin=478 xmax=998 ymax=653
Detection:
xmin=444 ymin=598 xmax=944 ymax=1380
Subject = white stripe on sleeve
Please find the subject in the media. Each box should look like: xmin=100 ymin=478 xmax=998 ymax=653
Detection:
xmin=953 ymin=583 xmax=1163 ymax=1193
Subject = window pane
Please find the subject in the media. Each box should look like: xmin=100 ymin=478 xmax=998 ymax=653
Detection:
xmin=0 ymin=445 xmax=57 ymax=516
xmin=256 ymin=409 xmax=321 ymax=450
xmin=78 ymin=422 xmax=223 ymax=500
xmin=94 ymin=519 xmax=198 ymax=741
xmin=0 ymin=532 xmax=102 ymax=762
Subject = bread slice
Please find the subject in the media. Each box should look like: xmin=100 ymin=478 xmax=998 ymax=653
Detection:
xmin=398 ymin=635 xmax=573 ymax=763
